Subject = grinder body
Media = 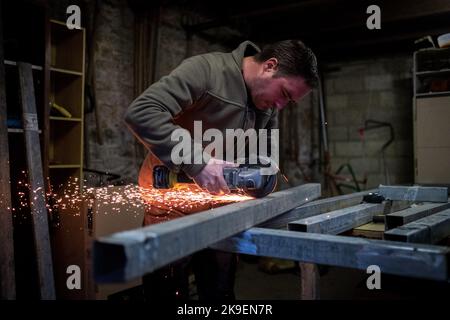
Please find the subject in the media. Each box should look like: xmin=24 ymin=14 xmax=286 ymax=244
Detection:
xmin=153 ymin=165 xmax=277 ymax=198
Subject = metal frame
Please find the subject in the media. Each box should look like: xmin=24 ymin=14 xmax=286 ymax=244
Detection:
xmin=93 ymin=184 xmax=450 ymax=298
xmin=258 ymin=189 xmax=376 ymax=229
xmin=385 ymin=201 xmax=450 ymax=229
xmin=385 ymin=209 xmax=450 ymax=243
xmin=288 ymin=203 xmax=384 ymax=234
xmin=94 ymin=183 xmax=321 ymax=282
xmin=379 ymin=185 xmax=448 ymax=202
xmin=211 ymin=227 xmax=450 ymax=281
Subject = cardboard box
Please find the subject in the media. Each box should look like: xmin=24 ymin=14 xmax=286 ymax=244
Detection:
xmin=51 ymin=185 xmax=145 ymax=299
xmin=415 ymin=96 xmax=450 ymax=184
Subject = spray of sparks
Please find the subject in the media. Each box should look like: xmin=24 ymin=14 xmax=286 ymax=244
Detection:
xmin=7 ymin=172 xmax=252 ymax=226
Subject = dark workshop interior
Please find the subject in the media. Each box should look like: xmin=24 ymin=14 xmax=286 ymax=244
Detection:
xmin=1 ymin=0 xmax=450 ymax=303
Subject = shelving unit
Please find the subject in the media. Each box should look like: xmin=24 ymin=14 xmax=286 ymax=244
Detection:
xmin=48 ymin=20 xmax=85 ymax=193
xmin=4 ymin=8 xmax=137 ymax=300
xmin=413 ymin=48 xmax=450 ymax=185
xmin=48 ymin=20 xmax=89 ymax=300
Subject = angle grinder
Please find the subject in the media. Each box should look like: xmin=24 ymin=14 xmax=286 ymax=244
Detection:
xmin=153 ymin=164 xmax=277 ymax=198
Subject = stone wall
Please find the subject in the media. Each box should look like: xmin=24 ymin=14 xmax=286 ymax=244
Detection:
xmin=321 ymin=55 xmax=414 ymax=191
xmin=48 ymin=2 xmax=414 ymax=191
xmin=84 ymin=3 xmax=229 ymax=185
xmin=83 ymin=0 xmax=137 ymax=184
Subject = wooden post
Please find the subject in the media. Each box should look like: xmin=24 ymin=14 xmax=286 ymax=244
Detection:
xmin=18 ymin=63 xmax=55 ymax=300
xmin=299 ymin=263 xmax=320 ymax=300
xmin=0 ymin=0 xmax=16 ymax=299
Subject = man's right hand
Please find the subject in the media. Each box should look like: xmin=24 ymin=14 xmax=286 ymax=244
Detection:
xmin=192 ymin=158 xmax=238 ymax=195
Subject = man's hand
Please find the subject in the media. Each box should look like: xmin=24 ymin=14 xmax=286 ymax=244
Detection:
xmin=192 ymin=158 xmax=238 ymax=195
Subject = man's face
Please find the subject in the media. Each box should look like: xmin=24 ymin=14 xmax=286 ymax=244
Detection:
xmin=248 ymin=58 xmax=312 ymax=111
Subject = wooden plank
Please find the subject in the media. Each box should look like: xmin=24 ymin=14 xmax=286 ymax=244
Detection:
xmin=18 ymin=63 xmax=56 ymax=299
xmin=288 ymin=203 xmax=385 ymax=234
xmin=258 ymin=189 xmax=376 ymax=229
xmin=0 ymin=0 xmax=16 ymax=299
xmin=379 ymin=185 xmax=448 ymax=202
xmin=211 ymin=228 xmax=450 ymax=281
xmin=384 ymin=209 xmax=450 ymax=244
xmin=385 ymin=201 xmax=450 ymax=229
xmin=93 ymin=183 xmax=321 ymax=283
xmin=350 ymin=222 xmax=385 ymax=239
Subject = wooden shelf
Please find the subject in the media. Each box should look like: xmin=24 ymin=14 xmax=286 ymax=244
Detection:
xmin=49 ymin=19 xmax=68 ymax=27
xmin=50 ymin=20 xmax=84 ymax=73
xmin=48 ymin=18 xmax=85 ymax=197
xmin=49 ymin=164 xmax=81 ymax=169
xmin=49 ymin=120 xmax=82 ymax=166
xmin=50 ymin=72 xmax=83 ymax=118
xmin=50 ymin=67 xmax=82 ymax=76
xmin=50 ymin=116 xmax=82 ymax=122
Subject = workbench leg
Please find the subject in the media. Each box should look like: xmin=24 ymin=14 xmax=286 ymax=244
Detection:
xmin=299 ymin=262 xmax=320 ymax=300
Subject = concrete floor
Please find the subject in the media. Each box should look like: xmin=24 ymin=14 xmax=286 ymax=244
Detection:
xmin=234 ymin=255 xmax=450 ymax=300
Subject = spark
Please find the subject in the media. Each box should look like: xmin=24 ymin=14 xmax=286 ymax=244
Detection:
xmin=9 ymin=173 xmax=251 ymax=224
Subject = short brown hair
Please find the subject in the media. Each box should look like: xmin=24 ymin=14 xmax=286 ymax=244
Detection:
xmin=254 ymin=40 xmax=319 ymax=87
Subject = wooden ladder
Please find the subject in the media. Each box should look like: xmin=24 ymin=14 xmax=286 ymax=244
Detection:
xmin=17 ymin=62 xmax=56 ymax=300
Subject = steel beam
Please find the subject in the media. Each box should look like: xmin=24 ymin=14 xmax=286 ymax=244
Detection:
xmin=386 ymin=201 xmax=450 ymax=229
xmin=288 ymin=203 xmax=385 ymax=234
xmin=258 ymin=189 xmax=375 ymax=229
xmin=379 ymin=185 xmax=448 ymax=202
xmin=384 ymin=209 xmax=450 ymax=244
xmin=93 ymin=183 xmax=321 ymax=283
xmin=211 ymin=228 xmax=450 ymax=281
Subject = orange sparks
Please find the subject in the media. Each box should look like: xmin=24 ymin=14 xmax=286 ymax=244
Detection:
xmin=10 ymin=172 xmax=251 ymax=226
xmin=139 ymin=183 xmax=252 ymax=211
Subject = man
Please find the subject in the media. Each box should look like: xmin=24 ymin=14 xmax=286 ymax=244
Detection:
xmin=125 ymin=40 xmax=318 ymax=300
